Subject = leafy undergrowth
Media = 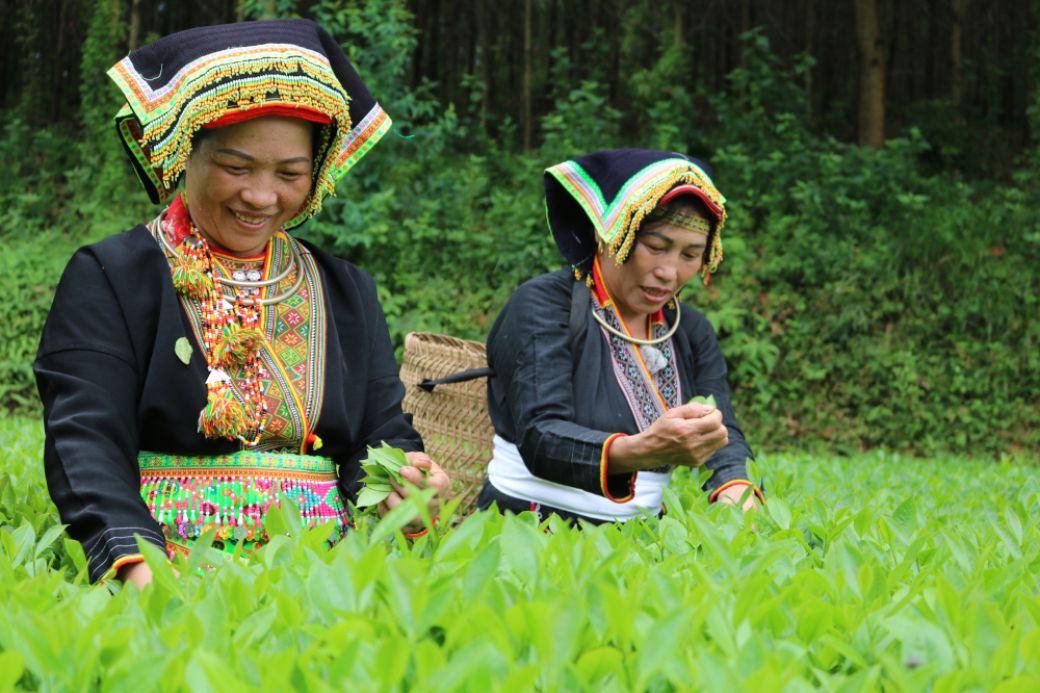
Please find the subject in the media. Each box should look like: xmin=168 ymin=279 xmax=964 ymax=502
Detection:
xmin=1 ymin=418 xmax=1038 ymax=691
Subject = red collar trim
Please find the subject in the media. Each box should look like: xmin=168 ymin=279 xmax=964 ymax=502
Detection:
xmin=164 ymin=194 xmax=193 ymax=245
xmin=591 ymin=256 xmax=665 ymax=324
xmin=591 ymin=256 xmax=612 ymax=307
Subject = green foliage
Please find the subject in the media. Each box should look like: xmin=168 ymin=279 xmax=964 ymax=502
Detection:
xmin=78 ymin=0 xmax=124 ymax=151
xmin=357 ymin=443 xmax=410 ymax=508
xmin=0 ymin=6 xmax=1036 ymax=458
xmin=75 ymin=0 xmax=153 ymax=224
xmin=541 ymin=44 xmax=623 ymax=160
xmin=2 ymin=417 xmax=1039 ymax=688
xmin=693 ymin=39 xmax=1040 ymax=456
xmin=294 ymin=0 xmax=558 ymax=346
xmin=624 ymin=43 xmax=697 ymax=153
xmin=711 ymin=29 xmax=816 ymax=154
xmin=9 ymin=3 xmax=48 ymax=124
xmin=0 ymin=233 xmax=84 ymax=415
xmin=0 ymin=118 xmax=82 ymax=233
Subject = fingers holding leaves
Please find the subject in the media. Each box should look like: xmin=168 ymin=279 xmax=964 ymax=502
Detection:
xmin=356 ymin=445 xmax=449 ymax=535
xmin=402 ymin=451 xmax=450 ymax=497
xmin=355 ymin=442 xmax=411 ymax=509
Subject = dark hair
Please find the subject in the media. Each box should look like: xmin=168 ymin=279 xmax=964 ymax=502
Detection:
xmin=190 ymin=126 xmax=216 ymax=152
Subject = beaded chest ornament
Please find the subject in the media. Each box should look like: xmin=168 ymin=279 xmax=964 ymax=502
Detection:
xmin=161 ymin=196 xmax=275 ymax=444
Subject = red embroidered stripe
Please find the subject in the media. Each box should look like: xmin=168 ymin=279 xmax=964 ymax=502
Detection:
xmin=107 ymin=553 xmax=146 ymax=581
xmin=709 ymin=480 xmax=764 ymax=504
xmin=600 ymin=433 xmax=636 ymax=503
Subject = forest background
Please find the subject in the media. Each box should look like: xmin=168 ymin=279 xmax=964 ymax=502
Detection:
xmin=1 ymin=0 xmax=1037 ymax=459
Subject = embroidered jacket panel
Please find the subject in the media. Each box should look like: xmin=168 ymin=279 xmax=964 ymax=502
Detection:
xmin=486 ymin=269 xmax=754 ymax=499
xmin=35 ymin=226 xmax=422 ymax=582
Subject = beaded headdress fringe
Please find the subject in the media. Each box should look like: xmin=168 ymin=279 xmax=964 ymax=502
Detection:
xmin=546 ymin=157 xmax=727 ymax=282
xmin=108 ymin=20 xmax=391 ymax=229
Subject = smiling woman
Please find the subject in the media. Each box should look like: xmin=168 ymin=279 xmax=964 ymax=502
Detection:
xmin=184 ymin=117 xmax=315 ymax=256
xmin=34 ymin=19 xmax=449 ymax=588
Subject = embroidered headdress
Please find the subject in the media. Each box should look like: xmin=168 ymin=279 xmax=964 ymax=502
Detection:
xmin=544 ymin=149 xmax=727 ymax=282
xmin=108 ymin=18 xmax=390 ymax=228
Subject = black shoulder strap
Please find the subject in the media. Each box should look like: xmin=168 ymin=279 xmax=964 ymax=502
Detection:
xmin=569 ymin=278 xmax=590 ymax=340
xmin=417 ymin=367 xmax=494 ymax=392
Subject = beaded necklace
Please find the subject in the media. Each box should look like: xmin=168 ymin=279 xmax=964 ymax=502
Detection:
xmin=162 ymin=196 xmax=273 ymax=445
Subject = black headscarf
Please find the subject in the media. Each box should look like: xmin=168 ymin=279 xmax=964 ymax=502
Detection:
xmin=108 ymin=18 xmax=390 ymax=228
xmin=544 ymin=148 xmax=727 ymax=280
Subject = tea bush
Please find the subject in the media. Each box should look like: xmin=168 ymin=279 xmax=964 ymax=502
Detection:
xmin=0 ymin=233 xmax=78 ymax=414
xmin=2 ymin=418 xmax=1038 ymax=689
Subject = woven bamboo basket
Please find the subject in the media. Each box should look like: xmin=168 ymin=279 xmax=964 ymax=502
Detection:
xmin=399 ymin=332 xmax=494 ymax=514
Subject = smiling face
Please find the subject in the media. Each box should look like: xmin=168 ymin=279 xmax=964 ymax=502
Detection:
xmin=183 ymin=116 xmax=314 ymax=256
xmin=597 ymin=199 xmax=711 ymax=329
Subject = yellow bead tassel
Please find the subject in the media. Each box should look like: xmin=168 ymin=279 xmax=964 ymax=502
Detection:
xmin=198 ymin=383 xmax=248 ymax=439
xmin=306 ymin=433 xmax=323 ymax=452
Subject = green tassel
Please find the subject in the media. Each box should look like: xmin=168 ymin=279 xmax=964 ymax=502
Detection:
xmin=212 ymin=324 xmax=262 ymax=366
xmin=198 ymin=384 xmax=248 ymax=439
xmin=172 ymin=259 xmax=210 ymax=300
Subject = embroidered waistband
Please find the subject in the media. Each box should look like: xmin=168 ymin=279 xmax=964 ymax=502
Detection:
xmin=138 ymin=450 xmax=348 ymax=544
xmin=138 ymin=450 xmax=336 ymax=477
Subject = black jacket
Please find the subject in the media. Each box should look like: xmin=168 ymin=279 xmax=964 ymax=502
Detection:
xmin=487 ymin=269 xmax=754 ymax=499
xmin=35 ymin=226 xmax=421 ymax=581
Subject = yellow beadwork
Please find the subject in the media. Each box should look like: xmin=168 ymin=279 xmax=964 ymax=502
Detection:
xmin=108 ymin=41 xmax=378 ymax=227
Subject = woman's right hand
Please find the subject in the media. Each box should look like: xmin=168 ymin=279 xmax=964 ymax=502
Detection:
xmin=607 ymin=401 xmax=729 ymax=473
xmin=117 ymin=560 xmax=154 ymax=589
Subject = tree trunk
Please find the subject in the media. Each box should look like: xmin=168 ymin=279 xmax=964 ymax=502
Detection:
xmin=522 ymin=0 xmax=532 ymax=151
xmin=854 ymin=0 xmax=885 ymax=148
xmin=951 ymin=0 xmax=966 ymax=113
xmin=129 ymin=0 xmax=141 ymax=50
xmin=805 ymin=0 xmax=814 ymax=119
xmin=50 ymin=0 xmax=70 ymax=121
xmin=673 ymin=0 xmax=684 ymax=47
xmin=738 ymin=0 xmax=750 ymax=99
xmin=476 ymin=0 xmax=490 ymax=130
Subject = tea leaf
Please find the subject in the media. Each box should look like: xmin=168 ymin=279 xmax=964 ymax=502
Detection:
xmin=356 ymin=486 xmax=392 ymax=508
xmin=689 ymin=394 xmax=717 ymax=408
xmin=0 ymin=650 xmax=25 ymax=690
xmin=1 ymin=417 xmax=1038 ymax=690
xmin=174 ymin=337 xmax=193 ymax=365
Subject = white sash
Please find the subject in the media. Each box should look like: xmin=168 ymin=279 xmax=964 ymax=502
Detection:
xmin=486 ymin=435 xmax=671 ymax=521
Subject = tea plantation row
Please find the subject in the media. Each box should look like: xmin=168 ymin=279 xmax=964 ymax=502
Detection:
xmin=1 ymin=417 xmax=1038 ymax=690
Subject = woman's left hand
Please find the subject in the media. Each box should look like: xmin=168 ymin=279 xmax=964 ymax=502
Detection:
xmin=378 ymin=451 xmax=450 ymax=533
xmin=715 ymin=484 xmax=760 ymax=512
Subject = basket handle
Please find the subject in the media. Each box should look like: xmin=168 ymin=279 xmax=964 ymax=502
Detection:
xmin=417 ymin=367 xmax=495 ymax=393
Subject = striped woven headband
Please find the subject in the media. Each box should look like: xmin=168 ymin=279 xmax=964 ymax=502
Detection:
xmin=647 ymin=207 xmax=712 ymax=234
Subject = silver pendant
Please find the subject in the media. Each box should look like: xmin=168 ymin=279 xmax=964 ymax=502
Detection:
xmin=641 ymin=345 xmax=667 ymax=375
